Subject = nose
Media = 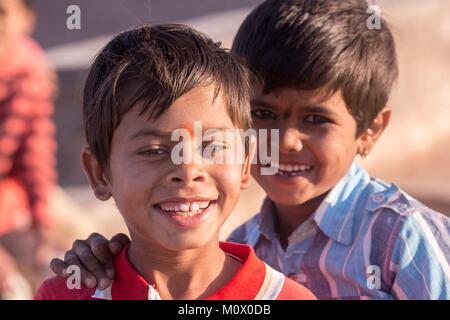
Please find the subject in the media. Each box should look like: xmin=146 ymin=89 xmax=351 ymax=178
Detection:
xmin=279 ymin=126 xmax=303 ymax=153
xmin=165 ymin=164 xmax=207 ymax=185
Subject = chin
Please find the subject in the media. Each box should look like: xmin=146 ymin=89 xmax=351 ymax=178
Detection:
xmin=160 ymin=234 xmax=215 ymax=252
xmin=266 ymin=191 xmax=313 ymax=207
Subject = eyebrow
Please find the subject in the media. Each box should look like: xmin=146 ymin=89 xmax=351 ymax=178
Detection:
xmin=250 ymin=99 xmax=277 ymax=110
xmin=301 ymin=105 xmax=336 ymax=117
xmin=128 ymin=127 xmax=237 ymax=141
xmin=251 ymin=99 xmax=335 ymax=117
xmin=128 ymin=128 xmax=174 ymax=141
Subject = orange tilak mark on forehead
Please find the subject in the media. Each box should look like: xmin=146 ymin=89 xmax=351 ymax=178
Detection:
xmin=180 ymin=122 xmax=195 ymax=136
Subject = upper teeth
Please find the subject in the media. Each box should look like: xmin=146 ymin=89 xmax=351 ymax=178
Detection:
xmin=160 ymin=201 xmax=210 ymax=212
xmin=275 ymin=163 xmax=312 ymax=172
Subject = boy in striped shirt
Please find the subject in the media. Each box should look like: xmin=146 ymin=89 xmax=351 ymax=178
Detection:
xmin=50 ymin=0 xmax=450 ymax=299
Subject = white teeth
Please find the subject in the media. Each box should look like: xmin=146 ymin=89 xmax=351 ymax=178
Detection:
xmin=159 ymin=201 xmax=212 ymax=215
xmin=274 ymin=163 xmax=312 ymax=173
xmin=176 ymin=212 xmax=192 ymax=217
xmin=179 ymin=203 xmax=190 ymax=212
xmin=174 ymin=209 xmax=199 ymax=217
xmin=199 ymin=201 xmax=209 ymax=209
xmin=161 ymin=203 xmax=179 ymax=211
xmin=190 ymin=203 xmax=200 ymax=212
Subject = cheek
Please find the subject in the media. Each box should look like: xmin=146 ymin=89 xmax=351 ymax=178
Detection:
xmin=109 ymin=159 xmax=156 ymax=210
xmin=309 ymin=131 xmax=358 ymax=180
xmin=213 ymin=164 xmax=243 ymax=200
xmin=313 ymin=129 xmax=356 ymax=157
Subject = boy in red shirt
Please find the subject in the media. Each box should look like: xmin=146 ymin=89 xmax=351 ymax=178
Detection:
xmin=35 ymin=24 xmax=315 ymax=300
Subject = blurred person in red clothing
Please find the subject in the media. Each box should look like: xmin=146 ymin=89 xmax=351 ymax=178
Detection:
xmin=0 ymin=0 xmax=58 ymax=298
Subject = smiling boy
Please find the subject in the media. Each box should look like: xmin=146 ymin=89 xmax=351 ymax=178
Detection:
xmin=34 ymin=23 xmax=315 ymax=300
xmin=228 ymin=0 xmax=450 ymax=299
xmin=54 ymin=1 xmax=450 ymax=300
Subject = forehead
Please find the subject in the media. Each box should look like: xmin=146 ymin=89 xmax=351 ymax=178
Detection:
xmin=115 ymin=85 xmax=237 ymax=141
xmin=250 ymin=84 xmax=348 ymax=114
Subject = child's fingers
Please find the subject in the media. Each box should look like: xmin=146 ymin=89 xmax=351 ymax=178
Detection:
xmin=71 ymin=241 xmax=112 ymax=290
xmin=49 ymin=258 xmax=69 ymax=278
xmin=108 ymin=233 xmax=130 ymax=255
xmin=87 ymin=233 xmax=116 ymax=279
xmin=64 ymin=251 xmax=99 ymax=289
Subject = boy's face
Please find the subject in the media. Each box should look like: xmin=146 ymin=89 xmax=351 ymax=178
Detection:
xmin=83 ymin=85 xmax=253 ymax=251
xmin=250 ymin=85 xmax=364 ymax=206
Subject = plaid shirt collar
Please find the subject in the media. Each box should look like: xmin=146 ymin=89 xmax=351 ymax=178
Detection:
xmin=258 ymin=162 xmax=372 ymax=245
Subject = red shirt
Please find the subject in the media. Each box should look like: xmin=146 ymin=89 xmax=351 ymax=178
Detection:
xmin=35 ymin=242 xmax=316 ymax=300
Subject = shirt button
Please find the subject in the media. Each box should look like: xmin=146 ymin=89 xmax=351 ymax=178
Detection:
xmin=372 ymin=193 xmax=385 ymax=203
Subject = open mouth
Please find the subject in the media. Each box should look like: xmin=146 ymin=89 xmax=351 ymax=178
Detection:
xmin=154 ymin=199 xmax=218 ymax=228
xmin=273 ymin=163 xmax=313 ymax=177
xmin=154 ymin=200 xmax=216 ymax=217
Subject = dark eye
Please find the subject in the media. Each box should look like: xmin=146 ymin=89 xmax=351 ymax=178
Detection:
xmin=304 ymin=115 xmax=330 ymax=124
xmin=202 ymin=141 xmax=228 ymax=156
xmin=251 ymin=109 xmax=277 ymax=120
xmin=138 ymin=148 xmax=168 ymax=158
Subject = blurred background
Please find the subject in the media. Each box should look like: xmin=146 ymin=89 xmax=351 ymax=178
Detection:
xmin=0 ymin=0 xmax=449 ymax=298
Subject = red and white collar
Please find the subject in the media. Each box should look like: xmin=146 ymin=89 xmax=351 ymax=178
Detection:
xmin=92 ymin=242 xmax=285 ymax=300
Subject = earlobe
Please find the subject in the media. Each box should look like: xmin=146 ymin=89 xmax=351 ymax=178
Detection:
xmin=81 ymin=147 xmax=112 ymax=201
xmin=357 ymin=107 xmax=391 ymax=158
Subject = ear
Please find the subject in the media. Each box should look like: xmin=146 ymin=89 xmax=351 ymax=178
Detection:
xmin=81 ymin=147 xmax=112 ymax=201
xmin=240 ymin=136 xmax=257 ymax=189
xmin=357 ymin=107 xmax=391 ymax=158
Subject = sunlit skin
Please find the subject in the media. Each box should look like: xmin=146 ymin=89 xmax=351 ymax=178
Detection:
xmin=250 ymin=85 xmax=390 ymax=247
xmin=81 ymin=84 xmax=254 ymax=299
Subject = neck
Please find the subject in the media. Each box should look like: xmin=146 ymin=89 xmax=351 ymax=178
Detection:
xmin=128 ymin=235 xmax=240 ymax=300
xmin=274 ymin=192 xmax=328 ymax=248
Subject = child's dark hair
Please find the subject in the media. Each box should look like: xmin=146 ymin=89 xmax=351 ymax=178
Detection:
xmin=83 ymin=24 xmax=252 ymax=172
xmin=232 ymin=0 xmax=398 ymax=134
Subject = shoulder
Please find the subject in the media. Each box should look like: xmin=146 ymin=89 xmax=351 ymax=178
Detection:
xmin=34 ymin=276 xmax=96 ymax=300
xmin=391 ymin=204 xmax=450 ymax=252
xmin=227 ymin=213 xmax=262 ymax=245
xmin=361 ymin=178 xmax=445 ymax=223
xmin=277 ymin=276 xmax=317 ymax=300
xmin=362 ymin=179 xmax=450 ymax=250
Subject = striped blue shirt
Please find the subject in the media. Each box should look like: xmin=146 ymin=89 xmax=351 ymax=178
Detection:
xmin=228 ymin=163 xmax=450 ymax=300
